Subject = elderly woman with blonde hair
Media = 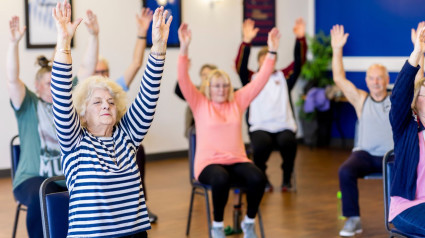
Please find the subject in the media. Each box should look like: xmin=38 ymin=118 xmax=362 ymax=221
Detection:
xmin=50 ymin=1 xmax=172 ymax=237
xmin=177 ymin=23 xmax=280 ymax=238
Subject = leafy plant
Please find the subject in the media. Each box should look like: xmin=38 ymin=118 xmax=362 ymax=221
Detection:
xmin=301 ymin=31 xmax=333 ymax=87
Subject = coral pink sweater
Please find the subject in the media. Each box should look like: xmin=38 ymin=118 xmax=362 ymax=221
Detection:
xmin=178 ymin=55 xmax=275 ymax=179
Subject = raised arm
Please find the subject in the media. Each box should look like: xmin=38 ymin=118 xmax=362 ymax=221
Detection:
xmin=177 ymin=23 xmax=203 ymax=109
xmin=51 ymin=0 xmax=83 ymax=153
xmin=235 ymin=19 xmax=258 ymax=86
xmin=283 ymin=18 xmax=307 ymax=91
xmin=235 ymin=28 xmax=279 ymax=110
xmin=122 ymin=8 xmax=153 ymax=88
xmin=412 ymin=22 xmax=425 ymax=83
xmin=120 ymin=6 xmax=171 ymax=145
xmin=6 ymin=16 xmax=27 ymax=109
xmin=76 ymin=10 xmax=99 ymax=81
xmin=331 ymin=24 xmax=367 ymax=117
xmin=390 ymin=25 xmax=425 ymax=136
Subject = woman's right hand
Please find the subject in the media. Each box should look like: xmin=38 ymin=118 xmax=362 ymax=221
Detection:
xmin=9 ymin=16 xmax=26 ymax=44
xmin=52 ymin=0 xmax=82 ymax=48
xmin=178 ymin=23 xmax=191 ymax=56
xmin=151 ymin=6 xmax=172 ymax=55
xmin=267 ymin=27 xmax=281 ymax=52
xmin=242 ymin=19 xmax=259 ymax=43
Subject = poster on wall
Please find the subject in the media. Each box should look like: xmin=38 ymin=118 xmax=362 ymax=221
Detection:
xmin=143 ymin=0 xmax=181 ymax=47
xmin=243 ymin=0 xmax=276 ymax=46
xmin=25 ymin=0 xmax=73 ymax=49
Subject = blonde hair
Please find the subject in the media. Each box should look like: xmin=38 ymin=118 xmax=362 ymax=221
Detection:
xmin=412 ymin=77 xmax=425 ymax=113
xmin=98 ymin=55 xmax=110 ymax=69
xmin=73 ymin=76 xmax=127 ymax=128
xmin=200 ymin=69 xmax=234 ymax=102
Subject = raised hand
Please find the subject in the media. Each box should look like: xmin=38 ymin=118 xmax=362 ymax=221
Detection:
xmin=242 ymin=19 xmax=259 ymax=43
xmin=178 ymin=23 xmax=191 ymax=50
xmin=151 ymin=6 xmax=173 ymax=53
xmin=413 ymin=25 xmax=425 ymax=54
xmin=137 ymin=8 xmax=153 ymax=37
xmin=267 ymin=27 xmax=281 ymax=52
xmin=9 ymin=16 xmax=26 ymax=44
xmin=293 ymin=17 xmax=305 ymax=38
xmin=84 ymin=10 xmax=99 ymax=36
xmin=331 ymin=24 xmax=349 ymax=50
xmin=411 ymin=21 xmax=425 ymax=45
xmin=52 ymin=0 xmax=82 ymax=47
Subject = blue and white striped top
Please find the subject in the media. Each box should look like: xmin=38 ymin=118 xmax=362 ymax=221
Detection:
xmin=51 ymin=55 xmax=164 ymax=237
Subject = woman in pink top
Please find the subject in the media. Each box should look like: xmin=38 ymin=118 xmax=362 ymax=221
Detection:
xmin=177 ymin=23 xmax=280 ymax=238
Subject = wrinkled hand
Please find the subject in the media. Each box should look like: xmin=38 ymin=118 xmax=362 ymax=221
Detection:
xmin=9 ymin=16 xmax=26 ymax=44
xmin=330 ymin=24 xmax=349 ymax=49
xmin=52 ymin=0 xmax=82 ymax=46
xmin=242 ymin=19 xmax=259 ymax=43
xmin=267 ymin=27 xmax=281 ymax=52
xmin=178 ymin=23 xmax=191 ymax=49
xmin=151 ymin=6 xmax=172 ymax=52
xmin=413 ymin=25 xmax=425 ymax=54
xmin=137 ymin=8 xmax=153 ymax=36
xmin=293 ymin=17 xmax=305 ymax=38
xmin=84 ymin=10 xmax=99 ymax=35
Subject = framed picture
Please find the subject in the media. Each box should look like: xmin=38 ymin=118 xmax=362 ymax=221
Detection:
xmin=243 ymin=0 xmax=276 ymax=46
xmin=143 ymin=0 xmax=181 ymax=47
xmin=25 ymin=0 xmax=73 ymax=49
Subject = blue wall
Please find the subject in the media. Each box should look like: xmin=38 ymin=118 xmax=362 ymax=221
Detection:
xmin=316 ymin=0 xmax=425 ymax=56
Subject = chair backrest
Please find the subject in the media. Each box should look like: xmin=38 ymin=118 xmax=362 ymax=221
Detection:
xmin=188 ymin=126 xmax=197 ymax=183
xmin=10 ymin=135 xmax=20 ymax=180
xmin=382 ymin=149 xmax=394 ymax=232
xmin=40 ymin=176 xmax=69 ymax=238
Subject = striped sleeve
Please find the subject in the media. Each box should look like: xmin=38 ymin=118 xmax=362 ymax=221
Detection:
xmin=51 ymin=61 xmax=82 ymax=154
xmin=120 ymin=54 xmax=164 ymax=145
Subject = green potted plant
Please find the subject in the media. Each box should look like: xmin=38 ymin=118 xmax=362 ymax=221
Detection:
xmin=298 ymin=31 xmax=333 ymax=146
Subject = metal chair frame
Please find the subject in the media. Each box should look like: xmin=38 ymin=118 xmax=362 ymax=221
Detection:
xmin=10 ymin=135 xmax=26 ymax=238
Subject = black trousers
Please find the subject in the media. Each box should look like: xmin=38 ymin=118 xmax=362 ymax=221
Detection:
xmin=250 ymin=129 xmax=297 ymax=184
xmin=198 ymin=162 xmax=266 ymax=221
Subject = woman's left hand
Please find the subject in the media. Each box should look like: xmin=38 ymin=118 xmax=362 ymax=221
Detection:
xmin=267 ymin=27 xmax=281 ymax=52
xmin=151 ymin=6 xmax=173 ymax=53
xmin=52 ymin=0 xmax=82 ymax=48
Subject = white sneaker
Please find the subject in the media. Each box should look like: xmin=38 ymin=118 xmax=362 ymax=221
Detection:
xmin=241 ymin=220 xmax=258 ymax=238
xmin=339 ymin=217 xmax=362 ymax=237
xmin=211 ymin=226 xmax=225 ymax=238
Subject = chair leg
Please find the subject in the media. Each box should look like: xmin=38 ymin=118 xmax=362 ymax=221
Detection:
xmin=186 ymin=187 xmax=196 ymax=236
xmin=258 ymin=209 xmax=265 ymax=238
xmin=12 ymin=204 xmax=21 ymax=238
xmin=204 ymin=189 xmax=212 ymax=238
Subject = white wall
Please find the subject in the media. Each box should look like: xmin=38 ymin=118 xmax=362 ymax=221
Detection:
xmin=0 ymin=0 xmax=311 ymax=169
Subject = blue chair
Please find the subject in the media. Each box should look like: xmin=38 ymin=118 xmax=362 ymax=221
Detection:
xmin=10 ymin=135 xmax=26 ymax=238
xmin=39 ymin=176 xmax=69 ymax=238
xmin=383 ymin=149 xmax=422 ymax=238
xmin=185 ymin=126 xmax=265 ymax=238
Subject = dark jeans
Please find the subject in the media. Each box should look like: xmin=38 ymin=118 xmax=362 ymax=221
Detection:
xmin=13 ymin=176 xmax=67 ymax=238
xmin=198 ymin=162 xmax=266 ymax=221
xmin=250 ymin=130 xmax=297 ymax=184
xmin=338 ymin=150 xmax=382 ymax=217
xmin=392 ymin=203 xmax=425 ymax=236
xmin=121 ymin=231 xmax=148 ymax=238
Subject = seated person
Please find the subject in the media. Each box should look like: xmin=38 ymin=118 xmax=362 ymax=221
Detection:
xmin=389 ymin=22 xmax=425 ymax=237
xmin=331 ymin=24 xmax=393 ymax=237
xmin=177 ymin=23 xmax=279 ymax=238
xmin=235 ymin=18 xmax=307 ymax=192
xmin=6 ymin=11 xmax=97 ymax=237
xmin=50 ymin=3 xmax=171 ymax=237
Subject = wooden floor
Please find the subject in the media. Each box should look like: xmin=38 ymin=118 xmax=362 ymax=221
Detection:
xmin=0 ymin=145 xmax=388 ymax=238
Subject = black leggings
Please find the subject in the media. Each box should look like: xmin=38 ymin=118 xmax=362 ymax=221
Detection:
xmin=120 ymin=231 xmax=148 ymax=238
xmin=250 ymin=130 xmax=297 ymax=184
xmin=198 ymin=163 xmax=266 ymax=222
